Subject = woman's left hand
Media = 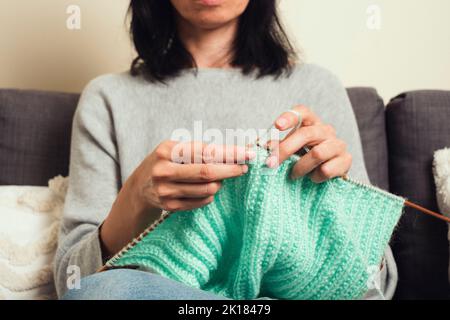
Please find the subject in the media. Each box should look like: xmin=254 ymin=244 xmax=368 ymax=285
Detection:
xmin=266 ymin=105 xmax=352 ymax=183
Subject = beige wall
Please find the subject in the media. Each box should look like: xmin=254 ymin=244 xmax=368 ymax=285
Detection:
xmin=1 ymin=0 xmax=449 ymax=101
xmin=281 ymin=0 xmax=450 ymax=101
xmin=0 ymin=0 xmax=133 ymax=93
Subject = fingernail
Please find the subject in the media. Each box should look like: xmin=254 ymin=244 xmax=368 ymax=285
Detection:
xmin=242 ymin=165 xmax=249 ymax=174
xmin=266 ymin=156 xmax=279 ymax=169
xmin=276 ymin=118 xmax=288 ymax=129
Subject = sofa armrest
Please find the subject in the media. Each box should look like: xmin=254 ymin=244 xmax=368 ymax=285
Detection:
xmin=386 ymin=90 xmax=450 ymax=299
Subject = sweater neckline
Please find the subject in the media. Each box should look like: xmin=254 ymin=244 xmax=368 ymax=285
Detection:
xmin=180 ymin=67 xmax=249 ymax=77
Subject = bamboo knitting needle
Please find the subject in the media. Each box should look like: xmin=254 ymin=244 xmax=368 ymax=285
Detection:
xmin=339 ymin=174 xmax=450 ymax=223
xmin=404 ymin=200 xmax=450 ymax=223
xmin=336 ymin=176 xmax=449 ymax=225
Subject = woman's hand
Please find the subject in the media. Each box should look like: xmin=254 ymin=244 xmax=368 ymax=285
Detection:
xmin=266 ymin=105 xmax=352 ymax=183
xmin=100 ymin=141 xmax=253 ymax=257
xmin=131 ymin=140 xmax=252 ymax=213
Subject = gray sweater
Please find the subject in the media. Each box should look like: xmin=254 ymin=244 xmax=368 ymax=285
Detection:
xmin=54 ymin=64 xmax=397 ymax=299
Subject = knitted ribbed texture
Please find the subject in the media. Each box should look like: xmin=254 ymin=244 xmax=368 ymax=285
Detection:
xmin=106 ymin=149 xmax=404 ymax=300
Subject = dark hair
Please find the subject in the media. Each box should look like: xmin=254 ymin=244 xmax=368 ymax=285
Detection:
xmin=128 ymin=0 xmax=297 ymax=83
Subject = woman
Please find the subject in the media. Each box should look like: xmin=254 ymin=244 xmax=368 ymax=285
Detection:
xmin=56 ymin=0 xmax=397 ymax=300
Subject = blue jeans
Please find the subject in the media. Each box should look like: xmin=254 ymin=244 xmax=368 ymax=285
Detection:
xmin=62 ymin=269 xmax=230 ymax=300
xmin=62 ymin=262 xmax=392 ymax=300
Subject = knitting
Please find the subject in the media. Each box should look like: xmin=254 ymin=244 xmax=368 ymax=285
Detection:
xmin=104 ymin=148 xmax=404 ymax=300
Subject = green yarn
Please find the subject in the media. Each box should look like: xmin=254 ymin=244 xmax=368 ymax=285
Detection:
xmin=106 ymin=148 xmax=404 ymax=300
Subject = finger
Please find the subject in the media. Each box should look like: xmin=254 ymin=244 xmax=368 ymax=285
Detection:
xmin=169 ymin=141 xmax=255 ymax=164
xmin=309 ymin=153 xmax=353 ymax=183
xmin=290 ymin=140 xmax=346 ymax=179
xmin=202 ymin=143 xmax=256 ymax=165
xmin=162 ymin=196 xmax=215 ymax=212
xmin=274 ymin=105 xmax=322 ymax=131
xmin=154 ymin=181 xmax=222 ymax=199
xmin=265 ymin=139 xmax=280 ymax=152
xmin=266 ymin=124 xmax=336 ymax=168
xmin=156 ymin=162 xmax=249 ymax=182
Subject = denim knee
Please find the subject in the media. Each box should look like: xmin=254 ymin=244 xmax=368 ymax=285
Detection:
xmin=62 ymin=269 xmax=228 ymax=300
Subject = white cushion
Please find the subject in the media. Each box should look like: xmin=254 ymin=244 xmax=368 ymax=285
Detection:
xmin=0 ymin=176 xmax=68 ymax=300
xmin=433 ymin=148 xmax=450 ymax=284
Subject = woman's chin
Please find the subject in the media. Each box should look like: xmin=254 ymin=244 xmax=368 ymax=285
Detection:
xmin=190 ymin=15 xmax=236 ymax=30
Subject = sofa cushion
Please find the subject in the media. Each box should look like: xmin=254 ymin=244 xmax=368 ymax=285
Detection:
xmin=0 ymin=89 xmax=79 ymax=186
xmin=347 ymin=88 xmax=389 ymax=190
xmin=0 ymin=176 xmax=67 ymax=300
xmin=387 ymin=90 xmax=450 ymax=299
xmin=433 ymin=148 xmax=450 ymax=287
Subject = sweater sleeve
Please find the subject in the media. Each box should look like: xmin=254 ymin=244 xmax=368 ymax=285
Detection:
xmin=304 ymin=65 xmax=397 ymax=299
xmin=306 ymin=65 xmax=371 ymax=185
xmin=53 ymin=79 xmax=121 ymax=298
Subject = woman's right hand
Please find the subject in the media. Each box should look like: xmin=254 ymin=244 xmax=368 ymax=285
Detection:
xmin=100 ymin=140 xmax=253 ymax=258
xmin=131 ymin=140 xmax=253 ymax=213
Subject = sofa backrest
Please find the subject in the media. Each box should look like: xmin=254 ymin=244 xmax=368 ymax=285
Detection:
xmin=0 ymin=89 xmax=78 ymax=186
xmin=347 ymin=88 xmax=390 ymax=191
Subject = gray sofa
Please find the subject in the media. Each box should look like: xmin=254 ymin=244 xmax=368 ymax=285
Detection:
xmin=0 ymin=87 xmax=449 ymax=300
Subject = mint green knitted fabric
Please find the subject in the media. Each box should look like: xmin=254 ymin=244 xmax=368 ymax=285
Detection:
xmin=106 ymin=149 xmax=404 ymax=300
